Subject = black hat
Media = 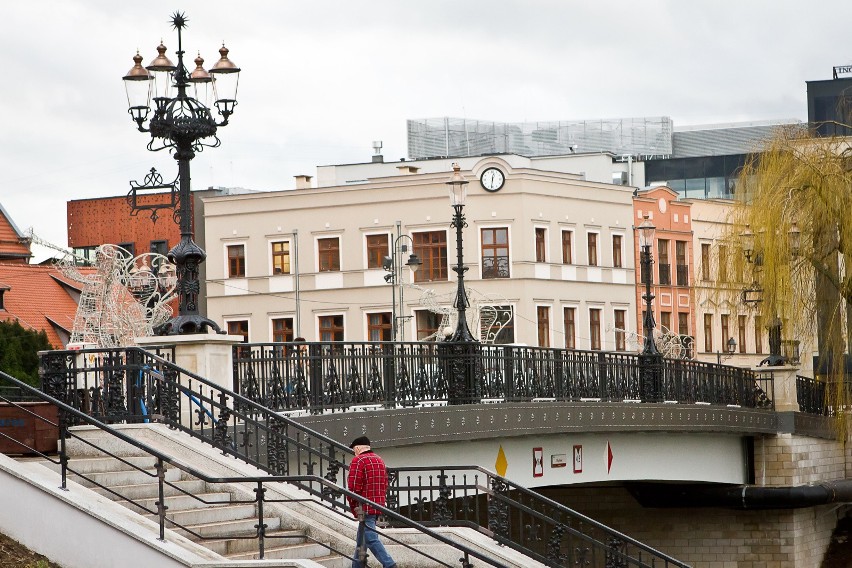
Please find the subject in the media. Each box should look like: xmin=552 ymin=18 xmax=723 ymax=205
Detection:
xmin=350 ymin=435 xmax=370 ymax=448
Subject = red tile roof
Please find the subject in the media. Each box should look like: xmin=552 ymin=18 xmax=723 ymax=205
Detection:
xmin=0 ymin=263 xmax=83 ymax=348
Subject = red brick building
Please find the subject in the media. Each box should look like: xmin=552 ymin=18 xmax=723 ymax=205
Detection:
xmin=632 ymin=186 xmax=696 ymax=353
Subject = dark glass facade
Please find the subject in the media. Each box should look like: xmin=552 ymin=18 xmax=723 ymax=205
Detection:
xmin=645 ymin=154 xmax=748 ymax=199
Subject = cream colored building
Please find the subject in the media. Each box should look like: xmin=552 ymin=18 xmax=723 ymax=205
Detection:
xmin=689 ymin=198 xmax=814 ymax=374
xmin=202 ymin=154 xmax=638 ymax=348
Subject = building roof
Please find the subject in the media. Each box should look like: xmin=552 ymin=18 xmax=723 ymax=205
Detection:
xmin=0 ymin=263 xmax=83 ymax=348
xmin=0 ymin=203 xmax=32 ymax=262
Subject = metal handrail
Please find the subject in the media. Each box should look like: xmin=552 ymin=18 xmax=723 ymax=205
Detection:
xmin=40 ymin=346 xmax=353 ymax=508
xmin=389 ymin=464 xmax=689 ymax=568
xmin=0 ymin=370 xmax=512 ymax=567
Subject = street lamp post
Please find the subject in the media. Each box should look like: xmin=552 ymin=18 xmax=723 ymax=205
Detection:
xmin=122 ymin=12 xmax=241 ymax=335
xmin=741 ymin=224 xmax=799 ymax=366
xmin=637 ymin=215 xmax=663 ymax=402
xmin=383 ymin=221 xmax=422 ymax=341
xmin=444 ymin=163 xmax=480 ymax=404
xmin=717 ymin=336 xmax=737 ymax=365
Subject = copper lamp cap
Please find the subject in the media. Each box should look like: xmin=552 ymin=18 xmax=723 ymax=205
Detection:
xmin=209 ymin=44 xmax=240 ymax=74
xmin=147 ymin=41 xmax=176 ymax=71
xmin=189 ymin=53 xmax=212 ymax=83
xmin=123 ymin=51 xmax=152 ymax=81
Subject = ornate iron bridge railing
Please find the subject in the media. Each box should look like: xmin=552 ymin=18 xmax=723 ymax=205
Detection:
xmin=37 ymin=345 xmax=693 ymax=567
xmin=38 ymin=346 xmax=351 ymax=508
xmin=795 ymin=375 xmax=852 ymax=416
xmin=2 ymin=370 xmax=510 ymax=567
xmin=388 ymin=465 xmax=689 ymax=567
xmin=232 ymin=341 xmax=774 ymax=412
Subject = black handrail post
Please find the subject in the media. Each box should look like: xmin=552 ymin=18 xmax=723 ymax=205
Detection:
xmin=156 ymin=457 xmax=167 ymax=541
xmin=59 ymin=412 xmax=69 ymax=491
xmin=308 ymin=343 xmax=323 ymax=412
xmin=383 ymin=343 xmax=395 ymax=408
xmin=255 ymin=481 xmax=267 ymax=559
xmin=503 ymin=345 xmax=514 ymax=400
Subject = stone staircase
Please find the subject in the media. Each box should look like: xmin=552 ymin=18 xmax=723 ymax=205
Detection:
xmin=37 ymin=454 xmax=349 ymax=566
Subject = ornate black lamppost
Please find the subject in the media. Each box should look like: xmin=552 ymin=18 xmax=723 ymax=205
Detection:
xmin=122 ymin=12 xmax=240 ymax=335
xmin=382 ymin=221 xmax=422 ymax=341
xmin=637 ymin=215 xmax=663 ymax=402
xmin=444 ymin=163 xmax=480 ymax=404
xmin=741 ymin=224 xmax=800 ymax=366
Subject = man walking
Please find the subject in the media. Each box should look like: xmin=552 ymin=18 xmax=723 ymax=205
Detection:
xmin=347 ymin=436 xmax=397 ymax=568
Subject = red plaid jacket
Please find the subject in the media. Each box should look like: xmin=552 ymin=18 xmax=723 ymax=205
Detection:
xmin=347 ymin=451 xmax=388 ymax=517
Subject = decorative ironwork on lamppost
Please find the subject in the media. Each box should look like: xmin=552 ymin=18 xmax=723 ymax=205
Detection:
xmin=740 ymin=223 xmax=800 ymax=366
xmin=382 ymin=221 xmax=422 ymax=341
xmin=637 ymin=215 xmax=663 ymax=402
xmin=122 ymin=12 xmax=240 ymax=335
xmin=444 ymin=163 xmax=480 ymax=404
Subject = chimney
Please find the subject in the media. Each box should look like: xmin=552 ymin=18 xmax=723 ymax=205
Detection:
xmin=372 ymin=140 xmax=383 ymax=163
xmin=396 ymin=165 xmax=420 ymax=175
xmin=294 ymin=175 xmax=312 ymax=189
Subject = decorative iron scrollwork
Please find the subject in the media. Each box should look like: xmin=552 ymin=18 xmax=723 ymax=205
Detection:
xmin=546 ymin=523 xmax=567 ymax=563
xmin=266 ymin=419 xmax=288 ymax=475
xmin=213 ymin=393 xmax=233 ymax=449
xmin=604 ymin=537 xmax=627 ymax=568
xmin=432 ymin=473 xmax=452 ymax=525
xmin=488 ymin=477 xmax=510 ymax=538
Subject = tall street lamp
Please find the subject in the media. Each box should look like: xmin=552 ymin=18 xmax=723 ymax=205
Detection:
xmin=741 ymin=224 xmax=799 ymax=366
xmin=122 ymin=12 xmax=241 ymax=335
xmin=445 ymin=163 xmax=480 ymax=404
xmin=383 ymin=221 xmax=421 ymax=341
xmin=637 ymin=215 xmax=663 ymax=402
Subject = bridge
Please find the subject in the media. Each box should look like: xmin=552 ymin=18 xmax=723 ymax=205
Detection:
xmin=0 ymin=339 xmax=845 ymax=567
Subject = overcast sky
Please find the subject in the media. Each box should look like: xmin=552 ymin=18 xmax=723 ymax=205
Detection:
xmin=3 ymin=0 xmax=849 ymax=256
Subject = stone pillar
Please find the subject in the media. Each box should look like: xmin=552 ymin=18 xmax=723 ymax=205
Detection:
xmin=135 ymin=334 xmax=244 ymax=392
xmin=753 ymin=365 xmax=800 ymax=412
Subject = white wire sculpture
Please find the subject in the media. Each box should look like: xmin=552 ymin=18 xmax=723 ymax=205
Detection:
xmin=55 ymin=244 xmax=177 ymax=348
xmin=404 ymin=283 xmax=513 ymax=344
xmin=610 ymin=324 xmax=694 ymax=359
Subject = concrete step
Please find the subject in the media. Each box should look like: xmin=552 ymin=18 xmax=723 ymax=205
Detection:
xmin=90 ymin=479 xmax=207 ymax=501
xmin=312 ymin=553 xmax=353 ymax=568
xmin=69 ymin=467 xmax=182 ymax=489
xmin=117 ymin=492 xmax=233 ymax=515
xmin=41 ymin=455 xmax=160 ymax=474
xmin=176 ymin=515 xmax=282 ymax=540
xmin=227 ymin=541 xmax=337 ymax=561
xmin=148 ymin=503 xmax=259 ymax=527
xmin=205 ymin=528 xmax=306 ymax=555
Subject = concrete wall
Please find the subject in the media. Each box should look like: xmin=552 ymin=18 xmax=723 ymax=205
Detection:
xmin=542 ymin=485 xmax=838 ymax=568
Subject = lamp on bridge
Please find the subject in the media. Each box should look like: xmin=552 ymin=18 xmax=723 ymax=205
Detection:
xmin=123 ymin=11 xmax=241 ymax=335
xmin=717 ymin=336 xmax=737 ymax=365
xmin=741 ymin=223 xmax=800 ymax=366
xmin=383 ymin=222 xmax=422 ymax=341
xmin=637 ymin=215 xmax=663 ymax=402
xmin=445 ymin=163 xmax=480 ymax=405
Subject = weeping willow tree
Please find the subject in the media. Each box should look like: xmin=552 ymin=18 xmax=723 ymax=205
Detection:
xmin=723 ymin=126 xmax=852 ymax=430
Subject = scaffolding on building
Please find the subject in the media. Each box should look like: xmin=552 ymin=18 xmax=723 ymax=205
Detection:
xmin=407 ymin=116 xmax=674 ymax=160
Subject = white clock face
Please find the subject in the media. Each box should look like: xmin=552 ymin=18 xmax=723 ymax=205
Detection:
xmin=481 ymin=168 xmax=505 ymax=192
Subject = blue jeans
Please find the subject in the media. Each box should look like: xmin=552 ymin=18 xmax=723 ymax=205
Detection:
xmin=352 ymin=514 xmax=396 ymax=568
